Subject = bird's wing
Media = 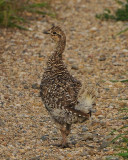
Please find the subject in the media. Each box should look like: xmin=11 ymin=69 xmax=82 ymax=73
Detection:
xmin=40 ymin=72 xmax=80 ymax=106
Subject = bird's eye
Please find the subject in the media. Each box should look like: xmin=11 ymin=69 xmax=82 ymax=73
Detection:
xmin=53 ymin=32 xmax=56 ymax=34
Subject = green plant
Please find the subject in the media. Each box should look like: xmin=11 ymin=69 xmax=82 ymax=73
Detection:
xmin=109 ymin=105 xmax=128 ymax=159
xmin=111 ymin=127 xmax=128 ymax=159
xmin=110 ymin=79 xmax=128 ymax=83
xmin=96 ymin=0 xmax=128 ymax=35
xmin=96 ymin=0 xmax=128 ymax=21
xmin=0 ymin=0 xmax=53 ymax=29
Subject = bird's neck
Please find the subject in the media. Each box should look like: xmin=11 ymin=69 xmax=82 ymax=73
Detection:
xmin=47 ymin=38 xmax=66 ymax=67
xmin=54 ymin=38 xmax=66 ymax=56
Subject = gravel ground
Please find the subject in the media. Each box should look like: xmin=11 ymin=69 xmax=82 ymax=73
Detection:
xmin=0 ymin=0 xmax=128 ymax=159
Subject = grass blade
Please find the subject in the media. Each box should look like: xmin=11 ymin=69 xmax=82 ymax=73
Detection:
xmin=117 ymin=152 xmax=128 ymax=158
xmin=28 ymin=2 xmax=48 ymax=8
xmin=117 ymin=27 xmax=128 ymax=35
xmin=110 ymin=79 xmax=128 ymax=83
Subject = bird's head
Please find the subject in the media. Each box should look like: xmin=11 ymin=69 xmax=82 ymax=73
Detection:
xmin=43 ymin=25 xmax=66 ymax=44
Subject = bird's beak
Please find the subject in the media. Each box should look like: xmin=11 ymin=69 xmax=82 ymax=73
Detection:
xmin=43 ymin=30 xmax=50 ymax=34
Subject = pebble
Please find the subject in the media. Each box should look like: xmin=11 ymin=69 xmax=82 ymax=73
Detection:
xmin=122 ymin=49 xmax=128 ymax=53
xmin=98 ymin=55 xmax=106 ymax=61
xmin=80 ymin=150 xmax=89 ymax=156
xmin=82 ymin=126 xmax=88 ymax=132
xmin=0 ymin=57 xmax=5 ymax=63
xmin=0 ymin=119 xmax=4 ymax=126
xmin=31 ymin=156 xmax=41 ymax=160
xmin=52 ymin=129 xmax=58 ymax=133
xmin=122 ymin=116 xmax=128 ymax=120
xmin=103 ymin=148 xmax=109 ymax=152
xmin=71 ymin=65 xmax=78 ymax=70
xmin=71 ymin=140 xmax=77 ymax=145
xmin=58 ymin=155 xmax=65 ymax=159
xmin=32 ymin=83 xmax=40 ymax=89
xmin=52 ymin=137 xmax=59 ymax=140
xmin=70 ymin=135 xmax=76 ymax=141
xmin=41 ymin=135 xmax=48 ymax=141
xmin=100 ymin=120 xmax=106 ymax=126
xmin=82 ymin=133 xmax=93 ymax=141
xmin=105 ymin=156 xmax=119 ymax=160
xmin=119 ymin=53 xmax=126 ymax=57
xmin=0 ymin=101 xmax=4 ymax=108
xmin=113 ymin=62 xmax=123 ymax=66
xmin=24 ymin=85 xmax=29 ymax=89
xmin=108 ymin=105 xmax=114 ymax=109
xmin=90 ymin=27 xmax=98 ymax=32
xmin=99 ymin=141 xmax=110 ymax=149
xmin=98 ymin=115 xmax=104 ymax=119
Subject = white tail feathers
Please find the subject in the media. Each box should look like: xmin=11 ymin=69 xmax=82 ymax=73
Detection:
xmin=75 ymin=83 xmax=95 ymax=114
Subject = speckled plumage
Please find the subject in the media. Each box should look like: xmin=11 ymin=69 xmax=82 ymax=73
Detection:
xmin=40 ymin=26 xmax=94 ymax=147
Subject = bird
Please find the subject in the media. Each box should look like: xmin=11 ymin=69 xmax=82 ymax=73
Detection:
xmin=40 ymin=25 xmax=95 ymax=148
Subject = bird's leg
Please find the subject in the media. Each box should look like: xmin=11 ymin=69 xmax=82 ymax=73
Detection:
xmin=60 ymin=124 xmax=71 ymax=148
xmin=66 ymin=123 xmax=71 ymax=136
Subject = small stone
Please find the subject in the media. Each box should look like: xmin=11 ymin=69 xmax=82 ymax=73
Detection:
xmin=122 ymin=49 xmax=128 ymax=53
xmin=82 ymin=133 xmax=93 ymax=141
xmin=84 ymin=58 xmax=87 ymax=62
xmin=103 ymin=148 xmax=109 ymax=152
xmin=19 ymin=149 xmax=25 ymax=154
xmin=82 ymin=126 xmax=88 ymax=132
xmin=6 ymin=85 xmax=10 ymax=88
xmin=113 ymin=62 xmax=123 ymax=66
xmin=52 ymin=137 xmax=59 ymax=140
xmin=0 ymin=119 xmax=4 ymax=126
xmin=81 ymin=150 xmax=89 ymax=156
xmin=67 ymin=153 xmax=72 ymax=157
xmin=4 ymin=94 xmax=9 ymax=99
xmin=70 ymin=135 xmax=76 ymax=141
xmin=0 ymin=101 xmax=4 ymax=108
xmin=32 ymin=83 xmax=39 ymax=89
xmin=0 ymin=57 xmax=5 ymax=63
xmin=90 ymin=27 xmax=98 ymax=32
xmin=119 ymin=53 xmax=126 ymax=57
xmin=99 ymin=141 xmax=110 ymax=149
xmin=68 ymin=58 xmax=75 ymax=63
xmin=70 ymin=27 xmax=76 ymax=31
xmin=108 ymin=105 xmax=114 ymax=109
xmin=95 ymin=111 xmax=102 ymax=116
xmin=122 ymin=116 xmax=128 ymax=120
xmin=105 ymin=156 xmax=119 ymax=160
xmin=58 ymin=156 xmax=65 ymax=160
xmin=99 ymin=55 xmax=106 ymax=61
xmin=71 ymin=140 xmax=77 ymax=145
xmin=52 ymin=129 xmax=57 ymax=133
xmin=31 ymin=156 xmax=41 ymax=160
xmin=98 ymin=115 xmax=104 ymax=119
xmin=105 ymin=88 xmax=110 ymax=91
xmin=24 ymin=85 xmax=29 ymax=89
xmin=38 ymin=53 xmax=44 ymax=58
xmin=112 ymin=55 xmax=116 ymax=58
xmin=41 ymin=135 xmax=48 ymax=141
xmin=71 ymin=65 xmax=78 ymax=70
xmin=100 ymin=120 xmax=106 ymax=126
xmin=28 ymin=28 xmax=33 ymax=31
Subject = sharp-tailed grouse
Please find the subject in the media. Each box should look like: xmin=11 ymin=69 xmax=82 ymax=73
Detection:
xmin=40 ymin=26 xmax=95 ymax=148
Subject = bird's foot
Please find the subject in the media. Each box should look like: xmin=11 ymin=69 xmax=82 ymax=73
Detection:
xmin=51 ymin=143 xmax=71 ymax=148
xmin=61 ymin=143 xmax=71 ymax=148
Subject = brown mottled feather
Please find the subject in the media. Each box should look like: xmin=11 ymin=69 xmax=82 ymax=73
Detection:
xmin=40 ymin=26 xmax=94 ymax=147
